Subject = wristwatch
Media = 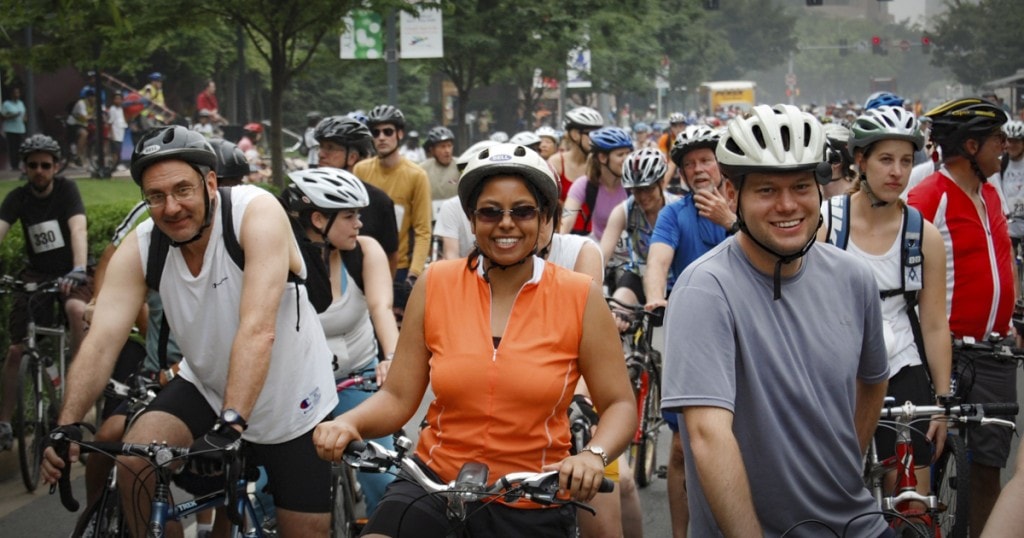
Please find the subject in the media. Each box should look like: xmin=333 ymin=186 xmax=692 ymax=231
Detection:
xmin=727 ymin=220 xmax=740 ymax=235
xmin=216 ymin=408 xmax=248 ymax=432
xmin=582 ymin=445 xmax=609 ymax=467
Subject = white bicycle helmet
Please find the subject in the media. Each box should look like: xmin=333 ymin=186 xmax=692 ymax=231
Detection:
xmin=489 ymin=131 xmax=509 ymax=143
xmin=670 ymin=125 xmax=720 ymax=167
xmin=535 ymin=126 xmax=561 ymax=143
xmin=563 ymin=106 xmax=604 ymax=130
xmin=1003 ymin=120 xmax=1024 ymax=140
xmin=510 ymin=131 xmax=542 ymax=147
xmin=621 ymin=148 xmax=667 ymax=189
xmin=849 ymin=106 xmax=924 ymax=153
xmin=456 ymin=140 xmax=500 ymax=172
xmin=668 ymin=112 xmax=687 ymax=125
xmin=716 ymin=104 xmax=826 ymax=182
xmin=822 ymin=123 xmax=850 ymax=145
xmin=458 ymin=143 xmax=559 ymax=219
xmin=285 ymin=167 xmax=369 ymax=211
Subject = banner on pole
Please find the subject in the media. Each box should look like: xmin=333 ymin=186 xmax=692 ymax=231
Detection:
xmin=566 ymin=47 xmax=592 ymax=89
xmin=400 ymin=6 xmax=443 ymax=59
xmin=340 ymin=11 xmax=384 ymax=60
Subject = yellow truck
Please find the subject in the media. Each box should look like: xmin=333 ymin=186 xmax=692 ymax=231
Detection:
xmin=699 ymin=81 xmax=757 ymax=112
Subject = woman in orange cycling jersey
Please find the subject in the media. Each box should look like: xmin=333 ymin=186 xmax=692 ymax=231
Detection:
xmin=314 ymin=142 xmax=635 ymax=537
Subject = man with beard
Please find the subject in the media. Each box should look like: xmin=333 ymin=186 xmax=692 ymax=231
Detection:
xmin=0 ymin=134 xmax=92 ymax=450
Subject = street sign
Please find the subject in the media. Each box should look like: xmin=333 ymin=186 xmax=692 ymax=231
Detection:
xmin=900 ymin=39 xmax=910 ymax=52
xmin=785 ymin=73 xmax=797 ymax=87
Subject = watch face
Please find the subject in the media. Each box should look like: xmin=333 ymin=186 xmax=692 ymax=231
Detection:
xmin=221 ymin=409 xmax=243 ymax=426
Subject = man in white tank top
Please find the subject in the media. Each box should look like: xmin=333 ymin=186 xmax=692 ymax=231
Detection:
xmin=41 ymin=126 xmax=336 ymax=536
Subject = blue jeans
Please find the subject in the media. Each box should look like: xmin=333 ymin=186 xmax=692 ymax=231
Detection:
xmin=333 ymin=362 xmax=395 ymax=515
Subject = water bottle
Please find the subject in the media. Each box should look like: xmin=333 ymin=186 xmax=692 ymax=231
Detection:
xmin=45 ymin=359 xmax=61 ymax=388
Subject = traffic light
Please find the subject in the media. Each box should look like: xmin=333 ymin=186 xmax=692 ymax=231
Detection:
xmin=872 ymin=36 xmax=883 ymax=55
xmin=921 ymin=35 xmax=932 ymax=54
xmin=839 ymin=38 xmax=849 ymax=57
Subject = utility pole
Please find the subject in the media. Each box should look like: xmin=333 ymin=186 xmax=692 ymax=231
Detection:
xmin=386 ymin=11 xmax=398 ymax=106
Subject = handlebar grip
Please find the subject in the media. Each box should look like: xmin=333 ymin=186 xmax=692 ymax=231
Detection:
xmin=344 ymin=439 xmax=368 ymax=457
xmin=979 ymin=403 xmax=1020 ymax=416
xmin=52 ymin=439 xmax=79 ymax=511
xmin=598 ymin=478 xmax=615 ymax=493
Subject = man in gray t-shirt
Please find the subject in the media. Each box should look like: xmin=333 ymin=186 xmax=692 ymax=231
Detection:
xmin=661 ymin=105 xmax=890 ymax=537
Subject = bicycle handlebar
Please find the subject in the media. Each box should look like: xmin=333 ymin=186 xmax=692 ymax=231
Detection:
xmin=952 ymin=335 xmax=1024 ymax=361
xmin=880 ymin=401 xmax=1019 ymax=426
xmin=606 ymin=296 xmax=664 ymax=321
xmin=335 ymin=372 xmax=378 ymax=392
xmin=0 ymin=275 xmax=60 ymax=295
xmin=343 ymin=437 xmax=613 ymax=514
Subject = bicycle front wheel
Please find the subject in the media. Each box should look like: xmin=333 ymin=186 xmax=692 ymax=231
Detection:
xmin=15 ymin=355 xmax=48 ymax=492
xmin=72 ymin=482 xmax=128 ymax=537
xmin=634 ymin=363 xmax=661 ymax=488
xmin=933 ymin=433 xmax=969 ymax=538
xmin=330 ymin=463 xmax=358 ymax=538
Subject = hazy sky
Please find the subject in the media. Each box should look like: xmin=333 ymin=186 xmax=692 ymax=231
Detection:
xmin=886 ymin=0 xmax=927 ymax=26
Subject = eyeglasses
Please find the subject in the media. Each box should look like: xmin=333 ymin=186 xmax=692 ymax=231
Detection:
xmin=142 ymin=183 xmax=201 ymax=208
xmin=474 ymin=206 xmax=539 ymax=223
xmin=26 ymin=162 xmax=53 ymax=170
xmin=371 ymin=127 xmax=396 ymax=138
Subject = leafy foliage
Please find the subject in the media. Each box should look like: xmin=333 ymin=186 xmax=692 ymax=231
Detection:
xmin=930 ymin=0 xmax=1024 ymax=88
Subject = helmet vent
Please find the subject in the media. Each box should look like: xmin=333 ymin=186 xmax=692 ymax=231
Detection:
xmin=514 ymin=146 xmax=526 ymax=157
xmin=724 ymin=138 xmax=744 ymax=157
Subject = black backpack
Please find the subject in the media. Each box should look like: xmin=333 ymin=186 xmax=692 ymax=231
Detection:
xmin=145 ymin=187 xmax=334 ymax=313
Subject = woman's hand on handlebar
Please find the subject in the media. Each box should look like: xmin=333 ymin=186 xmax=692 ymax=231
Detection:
xmin=313 ymin=418 xmax=362 ymax=463
xmin=543 ymin=452 xmax=608 ymax=503
xmin=375 ymin=359 xmax=392 ymax=387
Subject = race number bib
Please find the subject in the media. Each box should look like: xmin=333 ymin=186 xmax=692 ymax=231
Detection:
xmin=26 ymin=220 xmax=66 ymax=254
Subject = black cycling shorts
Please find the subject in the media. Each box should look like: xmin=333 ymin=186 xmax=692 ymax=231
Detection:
xmin=958 ymin=352 xmax=1018 ymax=468
xmin=137 ymin=377 xmax=332 ymax=512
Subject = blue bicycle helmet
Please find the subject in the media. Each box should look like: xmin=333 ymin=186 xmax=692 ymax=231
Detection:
xmin=589 ymin=126 xmax=634 ymax=152
xmin=864 ymin=92 xmax=905 ymax=110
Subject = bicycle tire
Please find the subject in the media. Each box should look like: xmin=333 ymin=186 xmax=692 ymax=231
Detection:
xmin=15 ymin=354 xmax=46 ymax=492
xmin=634 ymin=363 xmax=660 ymax=488
xmin=72 ymin=482 xmax=128 ymax=537
xmin=892 ymin=520 xmax=933 ymax=538
xmin=330 ymin=463 xmax=359 ymax=538
xmin=933 ymin=433 xmax=969 ymax=538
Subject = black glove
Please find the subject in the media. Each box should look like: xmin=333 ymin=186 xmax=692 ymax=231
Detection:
xmin=1013 ymin=300 xmax=1024 ymax=335
xmin=58 ymin=268 xmax=88 ymax=290
xmin=188 ymin=425 xmax=241 ymax=476
xmin=405 ymin=274 xmax=418 ymax=290
xmin=48 ymin=424 xmax=85 ymax=448
xmin=567 ymin=394 xmax=599 ymax=455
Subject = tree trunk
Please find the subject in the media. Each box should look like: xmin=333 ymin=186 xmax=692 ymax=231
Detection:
xmin=270 ymin=45 xmax=288 ymax=189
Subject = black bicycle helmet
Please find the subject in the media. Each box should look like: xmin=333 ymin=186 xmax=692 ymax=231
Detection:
xmin=423 ymin=126 xmax=455 ymax=150
xmin=19 ymin=134 xmax=61 ymax=161
xmin=314 ymin=116 xmax=372 ymax=145
xmin=130 ymin=126 xmax=217 ymax=186
xmin=926 ymin=97 xmax=1009 ymax=155
xmin=207 ymin=138 xmax=249 ymax=183
xmin=366 ymin=105 xmax=405 ymax=129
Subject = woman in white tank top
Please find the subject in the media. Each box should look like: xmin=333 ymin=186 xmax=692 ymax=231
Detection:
xmin=816 ymin=107 xmax=952 ymax=498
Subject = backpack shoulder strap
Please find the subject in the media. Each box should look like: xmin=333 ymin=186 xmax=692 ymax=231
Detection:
xmin=219 ymin=187 xmax=244 ymax=271
xmin=827 ymin=193 xmax=851 ymax=249
xmin=146 ymin=225 xmax=171 ymax=292
xmin=340 ymin=240 xmax=365 ymax=293
xmin=582 ymin=180 xmax=599 ymax=231
xmin=901 ymin=205 xmax=924 ymax=293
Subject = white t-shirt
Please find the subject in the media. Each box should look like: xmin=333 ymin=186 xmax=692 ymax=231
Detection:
xmin=108 ymin=106 xmax=127 ymax=143
xmin=547 ymin=233 xmax=601 ymax=274
xmin=135 ymin=186 xmax=337 ymax=443
xmin=1002 ymin=157 xmax=1024 ymax=237
xmin=433 ymin=197 xmax=474 ymax=258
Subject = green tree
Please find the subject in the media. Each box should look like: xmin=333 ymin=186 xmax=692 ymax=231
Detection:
xmin=708 ymin=0 xmax=798 ymax=79
xmin=930 ymin=0 xmax=1024 ymax=88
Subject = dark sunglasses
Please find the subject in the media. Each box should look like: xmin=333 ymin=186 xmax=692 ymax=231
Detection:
xmin=474 ymin=206 xmax=539 ymax=223
xmin=26 ymin=162 xmax=53 ymax=170
xmin=371 ymin=127 xmax=396 ymax=138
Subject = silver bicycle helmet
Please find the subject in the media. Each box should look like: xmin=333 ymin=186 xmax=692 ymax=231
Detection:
xmin=423 ymin=126 xmax=455 ymax=149
xmin=1003 ymin=120 xmax=1024 ymax=140
xmin=19 ymin=134 xmax=62 ymax=161
xmin=535 ymin=126 xmax=561 ymax=143
xmin=563 ymin=106 xmax=604 ymax=130
xmin=621 ymin=148 xmax=667 ymax=189
xmin=366 ymin=105 xmax=405 ymax=129
xmin=668 ymin=112 xmax=687 ymax=125
xmin=131 ymin=126 xmax=217 ymax=186
xmin=716 ymin=104 xmax=826 ymax=183
xmin=849 ymin=106 xmax=924 ymax=153
xmin=670 ymin=125 xmax=720 ymax=167
xmin=510 ymin=131 xmax=542 ymax=148
xmin=285 ymin=167 xmax=369 ymax=212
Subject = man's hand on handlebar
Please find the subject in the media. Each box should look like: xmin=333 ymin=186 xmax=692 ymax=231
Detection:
xmin=313 ymin=418 xmax=363 ymax=463
xmin=41 ymin=424 xmax=85 ymax=486
xmin=58 ymin=267 xmax=88 ymax=295
xmin=644 ymin=298 xmax=667 ymax=312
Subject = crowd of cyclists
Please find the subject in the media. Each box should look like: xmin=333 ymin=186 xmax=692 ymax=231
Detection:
xmin=0 ymin=86 xmax=1020 ymax=537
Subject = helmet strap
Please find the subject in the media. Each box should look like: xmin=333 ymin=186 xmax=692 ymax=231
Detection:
xmin=570 ymin=129 xmax=589 ymax=156
xmin=735 ymin=187 xmax=824 ymax=300
xmin=858 ymin=172 xmax=888 ymax=208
